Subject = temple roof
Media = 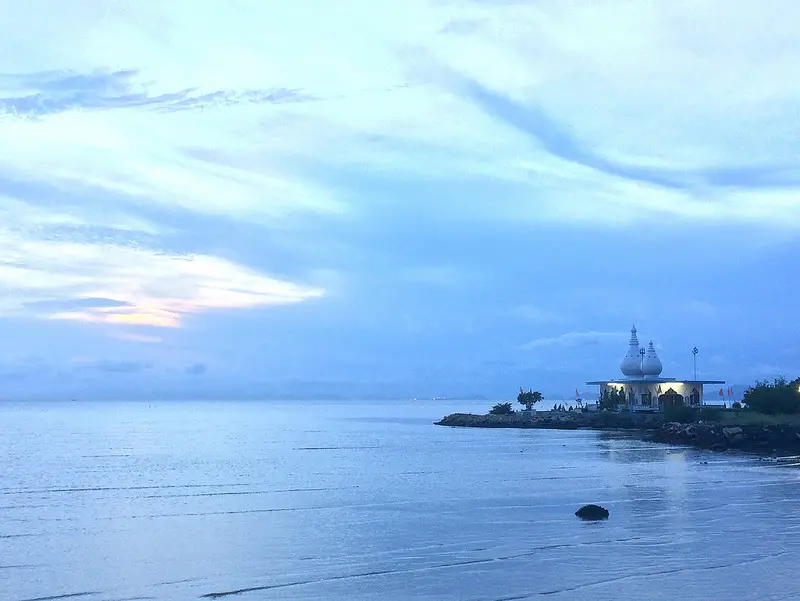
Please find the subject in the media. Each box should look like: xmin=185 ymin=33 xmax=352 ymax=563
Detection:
xmin=585 ymin=378 xmax=725 ymax=385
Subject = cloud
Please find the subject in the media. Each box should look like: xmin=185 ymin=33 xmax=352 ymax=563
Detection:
xmin=73 ymin=359 xmax=152 ymax=373
xmin=510 ymin=305 xmax=560 ymax=323
xmin=676 ymin=301 xmax=718 ymax=319
xmin=399 ymin=265 xmax=473 ymax=287
xmin=113 ymin=332 xmax=162 ymax=344
xmin=521 ymin=331 xmax=627 ymax=350
xmin=1 ymin=226 xmax=324 ymax=328
xmin=23 ymin=297 xmax=133 ymax=311
xmin=185 ymin=363 xmax=207 ymax=375
xmin=438 ymin=19 xmax=488 ymax=35
xmin=0 ymin=355 xmax=51 ymax=380
xmin=436 ymin=63 xmax=800 ymax=194
xmin=0 ymin=69 xmax=315 ymax=118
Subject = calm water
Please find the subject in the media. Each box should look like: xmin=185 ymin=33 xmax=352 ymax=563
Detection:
xmin=2 ymin=400 xmax=799 ymax=601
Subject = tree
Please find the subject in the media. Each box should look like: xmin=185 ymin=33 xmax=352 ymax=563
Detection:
xmin=489 ymin=402 xmax=514 ymax=415
xmin=742 ymin=377 xmax=800 ymax=415
xmin=517 ymin=387 xmax=544 ymax=411
xmin=599 ymin=388 xmax=624 ymax=411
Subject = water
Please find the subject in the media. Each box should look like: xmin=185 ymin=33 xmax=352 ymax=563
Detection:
xmin=2 ymin=400 xmax=799 ymax=601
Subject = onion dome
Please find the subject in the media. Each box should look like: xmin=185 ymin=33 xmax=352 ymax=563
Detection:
xmin=619 ymin=324 xmax=643 ymax=377
xmin=641 ymin=341 xmax=663 ymax=377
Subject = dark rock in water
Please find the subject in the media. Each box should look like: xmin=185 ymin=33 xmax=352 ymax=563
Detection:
xmin=575 ymin=504 xmax=609 ymax=520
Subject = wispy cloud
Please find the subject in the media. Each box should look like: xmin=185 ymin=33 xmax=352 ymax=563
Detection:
xmin=23 ymin=297 xmax=133 ymax=311
xmin=72 ymin=358 xmax=153 ymax=373
xmin=521 ymin=331 xmax=627 ymax=350
xmin=113 ymin=332 xmax=163 ymax=344
xmin=0 ymin=69 xmax=315 ymax=118
xmin=510 ymin=305 xmax=560 ymax=323
xmin=448 ymin=72 xmax=800 ymax=192
xmin=3 ymin=228 xmax=324 ymax=328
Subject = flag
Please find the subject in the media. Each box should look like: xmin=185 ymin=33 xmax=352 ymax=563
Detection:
xmin=719 ymin=388 xmax=724 ymax=397
xmin=575 ymin=389 xmax=580 ymax=398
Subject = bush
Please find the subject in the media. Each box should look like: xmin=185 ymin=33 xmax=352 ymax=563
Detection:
xmin=731 ymin=401 xmax=742 ymax=410
xmin=599 ymin=388 xmax=627 ymax=411
xmin=698 ymin=406 xmax=724 ymax=422
xmin=743 ymin=377 xmax=800 ymax=415
xmin=664 ymin=405 xmax=697 ymax=423
xmin=489 ymin=402 xmax=514 ymax=415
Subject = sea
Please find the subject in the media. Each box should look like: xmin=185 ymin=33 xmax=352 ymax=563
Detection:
xmin=2 ymin=399 xmax=799 ymax=601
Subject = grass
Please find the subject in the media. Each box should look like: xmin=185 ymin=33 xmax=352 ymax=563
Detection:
xmin=717 ymin=411 xmax=800 ymax=427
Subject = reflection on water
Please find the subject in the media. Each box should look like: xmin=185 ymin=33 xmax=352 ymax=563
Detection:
xmin=1 ymin=399 xmax=799 ymax=601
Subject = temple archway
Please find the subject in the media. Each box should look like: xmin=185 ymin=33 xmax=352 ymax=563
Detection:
xmin=659 ymin=388 xmax=684 ymax=408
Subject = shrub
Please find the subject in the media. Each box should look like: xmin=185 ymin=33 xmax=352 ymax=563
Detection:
xmin=664 ymin=405 xmax=697 ymax=423
xmin=743 ymin=377 xmax=800 ymax=415
xmin=731 ymin=401 xmax=742 ymax=410
xmin=698 ymin=405 xmax=724 ymax=422
xmin=489 ymin=402 xmax=514 ymax=415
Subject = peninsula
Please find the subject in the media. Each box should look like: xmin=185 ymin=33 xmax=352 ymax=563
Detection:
xmin=435 ymin=326 xmax=800 ymax=456
xmin=434 ymin=410 xmax=800 ymax=456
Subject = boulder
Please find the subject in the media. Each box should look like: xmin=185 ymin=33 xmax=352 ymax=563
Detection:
xmin=575 ymin=504 xmax=609 ymax=521
xmin=723 ymin=426 xmax=743 ymax=439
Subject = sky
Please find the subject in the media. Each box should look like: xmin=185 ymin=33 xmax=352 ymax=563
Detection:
xmin=0 ymin=0 xmax=798 ymax=401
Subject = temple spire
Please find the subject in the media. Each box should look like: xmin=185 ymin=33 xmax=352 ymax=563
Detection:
xmin=620 ymin=324 xmax=643 ymax=377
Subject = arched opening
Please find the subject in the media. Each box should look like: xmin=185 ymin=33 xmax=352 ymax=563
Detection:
xmin=689 ymin=388 xmax=700 ymax=405
xmin=659 ymin=388 xmax=684 ymax=408
xmin=641 ymin=391 xmax=653 ymax=406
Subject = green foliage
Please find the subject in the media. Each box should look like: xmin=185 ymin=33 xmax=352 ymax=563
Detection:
xmin=664 ymin=405 xmax=697 ymax=423
xmin=742 ymin=377 xmax=800 ymax=415
xmin=489 ymin=402 xmax=514 ymax=415
xmin=599 ymin=388 xmax=626 ymax=411
xmin=698 ymin=405 xmax=724 ymax=422
xmin=517 ymin=388 xmax=543 ymax=411
xmin=731 ymin=401 xmax=742 ymax=410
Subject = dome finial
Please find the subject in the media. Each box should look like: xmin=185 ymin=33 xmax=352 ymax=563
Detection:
xmin=642 ymin=340 xmax=663 ymax=377
xmin=620 ymin=325 xmax=643 ymax=377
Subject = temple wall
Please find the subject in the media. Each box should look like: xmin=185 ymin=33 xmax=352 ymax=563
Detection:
xmin=599 ymin=381 xmax=710 ymax=405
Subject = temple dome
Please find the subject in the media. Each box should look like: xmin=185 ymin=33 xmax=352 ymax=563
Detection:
xmin=642 ymin=341 xmax=663 ymax=377
xmin=619 ymin=325 xmax=643 ymax=377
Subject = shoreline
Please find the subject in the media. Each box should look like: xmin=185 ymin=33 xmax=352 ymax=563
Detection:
xmin=435 ymin=411 xmax=800 ymax=457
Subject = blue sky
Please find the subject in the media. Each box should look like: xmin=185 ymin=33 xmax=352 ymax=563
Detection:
xmin=0 ymin=1 xmax=798 ymax=400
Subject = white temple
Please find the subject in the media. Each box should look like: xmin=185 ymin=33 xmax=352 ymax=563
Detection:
xmin=586 ymin=325 xmax=725 ymax=411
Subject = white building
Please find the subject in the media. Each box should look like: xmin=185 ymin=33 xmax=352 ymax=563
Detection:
xmin=586 ymin=325 xmax=725 ymax=411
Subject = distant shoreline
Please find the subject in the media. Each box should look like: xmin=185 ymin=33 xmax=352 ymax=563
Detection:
xmin=435 ymin=411 xmax=800 ymax=457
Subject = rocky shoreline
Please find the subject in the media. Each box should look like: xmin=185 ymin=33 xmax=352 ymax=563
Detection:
xmin=435 ymin=412 xmax=800 ymax=456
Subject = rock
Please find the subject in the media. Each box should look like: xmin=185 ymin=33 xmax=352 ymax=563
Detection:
xmin=575 ymin=504 xmax=609 ymax=521
xmin=723 ymin=426 xmax=743 ymax=439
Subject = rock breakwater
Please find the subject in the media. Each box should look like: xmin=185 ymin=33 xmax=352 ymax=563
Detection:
xmin=435 ymin=412 xmax=800 ymax=456
xmin=435 ymin=411 xmax=662 ymax=430
xmin=650 ymin=422 xmax=800 ymax=454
